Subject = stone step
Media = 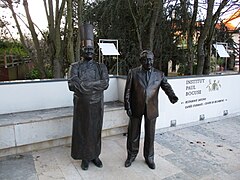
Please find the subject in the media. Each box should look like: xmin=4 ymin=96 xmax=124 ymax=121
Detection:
xmin=0 ymin=101 xmax=129 ymax=157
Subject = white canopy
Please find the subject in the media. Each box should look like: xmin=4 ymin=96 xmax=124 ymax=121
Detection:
xmin=213 ymin=44 xmax=230 ymax=58
xmin=98 ymin=43 xmax=120 ymax=56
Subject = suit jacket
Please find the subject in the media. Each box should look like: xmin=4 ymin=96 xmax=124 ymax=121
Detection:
xmin=124 ymin=66 xmax=178 ymax=120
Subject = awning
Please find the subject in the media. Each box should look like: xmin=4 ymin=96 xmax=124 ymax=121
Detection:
xmin=213 ymin=44 xmax=230 ymax=58
xmin=98 ymin=43 xmax=120 ymax=56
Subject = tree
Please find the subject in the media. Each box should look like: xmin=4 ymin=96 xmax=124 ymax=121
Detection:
xmin=127 ymin=0 xmax=163 ymax=51
xmin=1 ymin=0 xmax=238 ymax=78
xmin=66 ymin=0 xmax=74 ymax=65
xmin=74 ymin=0 xmax=83 ymax=62
xmin=1 ymin=0 xmax=68 ymax=78
xmin=1 ymin=0 xmax=48 ymax=77
xmin=0 ymin=18 xmax=15 ymax=40
xmin=1 ymin=0 xmax=64 ymax=78
xmin=23 ymin=0 xmax=47 ymax=77
xmin=81 ymin=0 xmax=140 ymax=74
xmin=196 ymin=0 xmax=230 ymax=75
xmin=43 ymin=0 xmax=66 ymax=78
xmin=75 ymin=0 xmax=240 ymax=76
xmin=2 ymin=1 xmax=29 ymax=57
xmin=179 ymin=0 xmax=198 ymax=75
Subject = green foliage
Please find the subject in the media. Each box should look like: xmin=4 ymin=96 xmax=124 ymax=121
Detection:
xmin=25 ymin=68 xmax=41 ymax=79
xmin=210 ymin=56 xmax=217 ymax=72
xmin=177 ymin=63 xmax=185 ymax=75
xmin=26 ymin=68 xmax=53 ymax=80
xmin=217 ymin=57 xmax=224 ymax=67
xmin=0 ymin=40 xmax=28 ymax=57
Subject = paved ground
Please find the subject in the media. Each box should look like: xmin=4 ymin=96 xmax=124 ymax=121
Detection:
xmin=1 ymin=115 xmax=240 ymax=180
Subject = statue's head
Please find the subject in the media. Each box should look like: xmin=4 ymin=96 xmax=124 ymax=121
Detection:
xmin=80 ymin=22 xmax=94 ymax=61
xmin=82 ymin=46 xmax=94 ymax=61
xmin=140 ymin=50 xmax=154 ymax=70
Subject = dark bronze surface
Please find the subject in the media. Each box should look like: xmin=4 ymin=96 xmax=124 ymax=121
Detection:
xmin=68 ymin=24 xmax=109 ymax=162
xmin=124 ymin=50 xmax=178 ymax=169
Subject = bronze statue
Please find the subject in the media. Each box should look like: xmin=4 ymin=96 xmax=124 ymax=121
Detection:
xmin=68 ymin=23 xmax=109 ymax=170
xmin=124 ymin=50 xmax=178 ymax=169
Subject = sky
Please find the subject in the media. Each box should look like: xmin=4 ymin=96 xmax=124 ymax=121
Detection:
xmin=27 ymin=0 xmax=48 ymax=29
xmin=0 ymin=0 xmax=48 ymax=38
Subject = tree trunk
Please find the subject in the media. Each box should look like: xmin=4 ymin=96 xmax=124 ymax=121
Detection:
xmin=149 ymin=0 xmax=162 ymax=51
xmin=153 ymin=1 xmax=164 ymax=71
xmin=127 ymin=0 xmax=142 ymax=51
xmin=75 ymin=0 xmax=83 ymax=62
xmin=203 ymin=42 xmax=211 ymax=74
xmin=23 ymin=0 xmax=46 ymax=78
xmin=43 ymin=0 xmax=55 ymax=74
xmin=44 ymin=0 xmax=66 ymax=78
xmin=196 ymin=0 xmax=214 ymax=75
xmin=203 ymin=0 xmax=228 ymax=74
xmin=185 ymin=0 xmax=198 ymax=75
xmin=5 ymin=1 xmax=27 ymax=52
xmin=54 ymin=25 xmax=63 ymax=78
xmin=197 ymin=0 xmax=228 ymax=75
xmin=5 ymin=0 xmax=35 ymax=71
xmin=67 ymin=0 xmax=74 ymax=65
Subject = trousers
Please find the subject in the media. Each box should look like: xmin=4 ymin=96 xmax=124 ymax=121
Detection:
xmin=126 ymin=113 xmax=156 ymax=161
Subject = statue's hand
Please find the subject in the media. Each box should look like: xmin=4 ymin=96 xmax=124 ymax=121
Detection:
xmin=126 ymin=109 xmax=132 ymax=117
xmin=170 ymin=96 xmax=178 ymax=104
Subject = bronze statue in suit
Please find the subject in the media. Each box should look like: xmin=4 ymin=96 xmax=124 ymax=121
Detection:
xmin=124 ymin=50 xmax=178 ymax=169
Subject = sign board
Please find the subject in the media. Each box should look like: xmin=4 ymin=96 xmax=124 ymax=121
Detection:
xmin=98 ymin=43 xmax=120 ymax=56
xmin=157 ymin=75 xmax=240 ymax=129
xmin=213 ymin=44 xmax=230 ymax=57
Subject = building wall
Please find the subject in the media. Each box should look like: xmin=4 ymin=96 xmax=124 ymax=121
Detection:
xmin=1 ymin=74 xmax=240 ymax=156
xmin=0 ymin=77 xmax=120 ymax=115
xmin=1 ymin=75 xmax=240 ymax=129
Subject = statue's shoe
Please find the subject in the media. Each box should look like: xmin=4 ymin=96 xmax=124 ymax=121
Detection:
xmin=92 ymin=158 xmax=103 ymax=168
xmin=81 ymin=160 xmax=89 ymax=170
xmin=124 ymin=156 xmax=136 ymax=167
xmin=145 ymin=159 xmax=155 ymax=169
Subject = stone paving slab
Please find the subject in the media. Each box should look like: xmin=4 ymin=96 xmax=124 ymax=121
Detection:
xmin=155 ymin=116 xmax=240 ymax=179
xmin=0 ymin=115 xmax=240 ymax=180
xmin=0 ymin=154 xmax=37 ymax=180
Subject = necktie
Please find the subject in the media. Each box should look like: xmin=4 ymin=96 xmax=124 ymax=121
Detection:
xmin=146 ymin=71 xmax=150 ymax=82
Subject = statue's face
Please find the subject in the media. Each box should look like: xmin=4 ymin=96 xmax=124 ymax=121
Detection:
xmin=140 ymin=54 xmax=154 ymax=70
xmin=83 ymin=47 xmax=94 ymax=60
